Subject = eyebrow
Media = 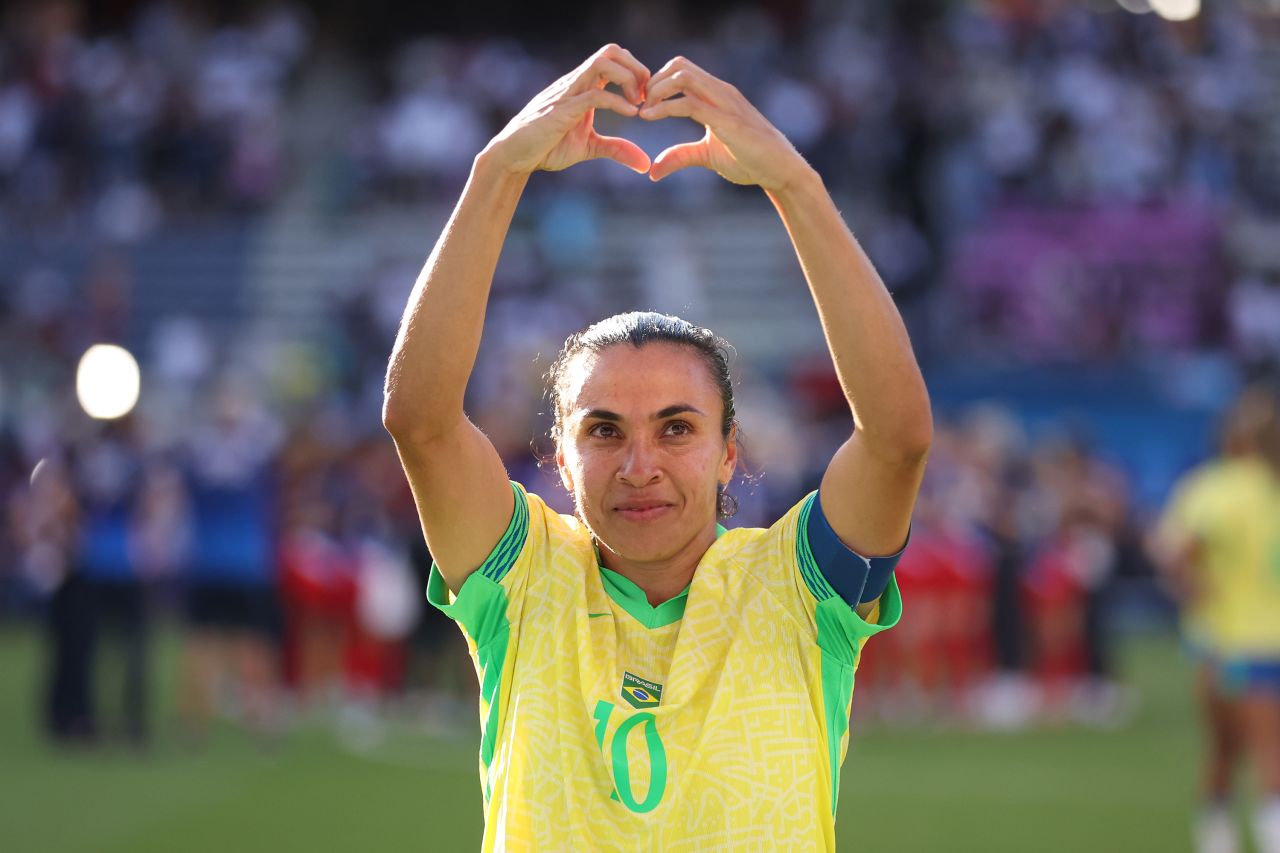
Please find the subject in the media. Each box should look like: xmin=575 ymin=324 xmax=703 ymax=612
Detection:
xmin=582 ymin=404 xmax=706 ymax=422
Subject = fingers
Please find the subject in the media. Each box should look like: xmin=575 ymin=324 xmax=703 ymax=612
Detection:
xmin=567 ymin=88 xmax=640 ymax=121
xmin=589 ymin=133 xmax=651 ymax=174
xmin=638 ymin=94 xmax=709 ymax=124
xmin=573 ymin=58 xmax=645 ymax=103
xmin=644 ymin=71 xmax=713 ymax=109
xmin=643 ymin=56 xmax=729 ymax=108
xmin=649 ymin=140 xmax=709 ymax=182
xmin=602 ymin=45 xmax=651 ymax=100
xmin=571 ymin=45 xmax=650 ymax=103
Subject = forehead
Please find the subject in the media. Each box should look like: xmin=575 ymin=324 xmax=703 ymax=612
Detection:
xmin=561 ymin=343 xmax=720 ymax=416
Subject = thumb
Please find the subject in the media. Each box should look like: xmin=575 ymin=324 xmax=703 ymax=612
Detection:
xmin=588 ymin=133 xmax=651 ymax=174
xmin=649 ymin=141 xmax=709 ymax=182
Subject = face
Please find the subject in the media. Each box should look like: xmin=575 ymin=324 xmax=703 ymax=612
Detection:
xmin=556 ymin=342 xmax=738 ymax=566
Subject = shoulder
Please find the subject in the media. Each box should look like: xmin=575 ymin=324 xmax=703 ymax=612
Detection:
xmin=521 ymin=486 xmax=591 ymax=545
xmin=429 ymin=484 xmax=593 ymax=628
xmin=1177 ymin=460 xmax=1219 ymax=488
xmin=1169 ymin=461 xmax=1230 ymax=508
xmin=459 ymin=483 xmax=592 ymax=588
xmin=703 ymin=495 xmax=818 ymax=605
xmin=710 ymin=497 xmax=810 ymax=565
xmin=1185 ymin=459 xmax=1274 ymax=503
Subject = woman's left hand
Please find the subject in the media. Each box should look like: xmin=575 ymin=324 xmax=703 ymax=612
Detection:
xmin=638 ymin=56 xmax=811 ymax=192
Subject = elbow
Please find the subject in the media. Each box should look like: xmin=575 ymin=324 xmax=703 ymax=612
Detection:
xmin=382 ymin=404 xmax=437 ymax=447
xmin=891 ymin=428 xmax=932 ymax=468
xmin=901 ymin=389 xmax=934 ymax=459
xmin=381 ymin=392 xmax=420 ymax=438
xmin=381 ymin=408 xmax=405 ymax=438
xmin=382 ymin=370 xmax=439 ymax=438
xmin=900 ymin=408 xmax=933 ymax=461
xmin=382 ymin=391 xmax=461 ymax=446
xmin=864 ymin=405 xmax=932 ymax=465
xmin=382 ymin=359 xmax=432 ymax=437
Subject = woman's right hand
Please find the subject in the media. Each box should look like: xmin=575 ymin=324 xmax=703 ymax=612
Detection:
xmin=482 ymin=44 xmax=651 ymax=176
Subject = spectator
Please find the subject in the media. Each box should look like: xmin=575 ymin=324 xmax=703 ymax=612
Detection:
xmin=178 ymin=377 xmax=282 ymax=741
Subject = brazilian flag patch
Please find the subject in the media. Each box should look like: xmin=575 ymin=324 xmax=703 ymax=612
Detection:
xmin=621 ymin=672 xmax=662 ymax=709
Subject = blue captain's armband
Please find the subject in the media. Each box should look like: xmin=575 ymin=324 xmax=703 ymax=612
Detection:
xmin=805 ymin=490 xmax=906 ymax=606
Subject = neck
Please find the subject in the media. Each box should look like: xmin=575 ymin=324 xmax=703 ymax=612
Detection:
xmin=597 ymin=522 xmax=718 ymax=607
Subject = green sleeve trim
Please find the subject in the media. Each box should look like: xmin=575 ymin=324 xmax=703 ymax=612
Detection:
xmin=425 ymin=564 xmax=511 ymax=805
xmin=796 ymin=491 xmax=838 ymax=601
xmin=814 ymin=574 xmax=903 ymax=663
xmin=799 ymin=491 xmax=906 ymax=816
xmin=814 ymin=575 xmax=903 ymax=815
xmin=820 ymin=653 xmax=855 ymax=815
xmin=427 ymin=564 xmax=508 ymax=646
xmin=422 ymin=482 xmax=526 ymax=805
xmin=480 ymin=482 xmax=529 ymax=582
xmin=423 ymin=480 xmax=528 ymax=604
xmin=798 ymin=486 xmax=905 ymax=647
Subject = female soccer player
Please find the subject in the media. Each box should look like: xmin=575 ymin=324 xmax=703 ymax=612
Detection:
xmin=1154 ymin=387 xmax=1280 ymax=853
xmin=383 ymin=45 xmax=931 ymax=851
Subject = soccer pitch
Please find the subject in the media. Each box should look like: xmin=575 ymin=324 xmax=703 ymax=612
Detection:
xmin=0 ymin=627 xmax=1208 ymax=852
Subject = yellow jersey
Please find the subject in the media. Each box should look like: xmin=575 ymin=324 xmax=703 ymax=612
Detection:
xmin=1158 ymin=457 xmax=1280 ymax=656
xmin=427 ymin=483 xmax=901 ymax=851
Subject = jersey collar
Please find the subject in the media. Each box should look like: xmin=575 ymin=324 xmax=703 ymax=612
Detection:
xmin=593 ymin=524 xmax=727 ymax=630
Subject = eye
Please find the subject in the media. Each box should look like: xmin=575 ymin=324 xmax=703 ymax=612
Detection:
xmin=663 ymin=420 xmax=692 ymax=437
xmin=588 ymin=423 xmax=620 ymax=438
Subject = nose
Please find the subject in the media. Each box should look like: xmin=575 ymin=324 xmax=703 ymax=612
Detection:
xmin=617 ymin=437 xmax=662 ymax=487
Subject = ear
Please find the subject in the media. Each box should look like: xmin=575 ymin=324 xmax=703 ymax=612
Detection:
xmin=556 ymin=447 xmax=574 ymax=493
xmin=719 ymin=422 xmax=739 ymax=486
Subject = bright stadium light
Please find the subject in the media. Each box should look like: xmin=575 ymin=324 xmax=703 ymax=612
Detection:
xmin=1116 ymin=0 xmax=1152 ymax=13
xmin=76 ymin=344 xmax=141 ymax=420
xmin=1150 ymin=0 xmax=1200 ymax=20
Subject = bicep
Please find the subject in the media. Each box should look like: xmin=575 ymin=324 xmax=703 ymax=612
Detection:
xmin=819 ymin=431 xmax=926 ymax=558
xmin=389 ymin=419 xmax=514 ymax=595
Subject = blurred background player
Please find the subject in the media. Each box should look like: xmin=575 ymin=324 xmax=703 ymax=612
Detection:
xmin=1154 ymin=385 xmax=1280 ymax=853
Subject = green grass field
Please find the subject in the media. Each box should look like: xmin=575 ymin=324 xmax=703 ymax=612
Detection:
xmin=0 ymin=626 xmax=1213 ymax=852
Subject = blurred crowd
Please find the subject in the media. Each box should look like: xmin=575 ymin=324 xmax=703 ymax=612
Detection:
xmin=2 ymin=272 xmax=1159 ymax=744
xmin=3 ymin=0 xmax=1280 ymax=747
xmin=0 ymin=1 xmax=306 ymax=240
xmin=4 ymin=3 xmax=1276 ymax=234
xmin=855 ymin=409 xmax=1142 ymax=728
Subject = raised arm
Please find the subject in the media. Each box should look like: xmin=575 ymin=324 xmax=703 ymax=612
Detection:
xmin=640 ymin=57 xmax=931 ymax=571
xmin=383 ymin=44 xmax=651 ymax=594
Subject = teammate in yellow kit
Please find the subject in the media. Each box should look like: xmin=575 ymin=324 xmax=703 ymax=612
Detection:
xmin=383 ymin=45 xmax=931 ymax=851
xmin=1154 ymin=387 xmax=1280 ymax=853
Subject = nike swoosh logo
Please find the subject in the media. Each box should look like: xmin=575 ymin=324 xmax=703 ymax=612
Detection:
xmin=588 ymin=612 xmax=611 ymax=619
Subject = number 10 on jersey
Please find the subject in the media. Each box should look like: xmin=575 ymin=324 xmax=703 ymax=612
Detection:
xmin=592 ymin=700 xmax=669 ymax=813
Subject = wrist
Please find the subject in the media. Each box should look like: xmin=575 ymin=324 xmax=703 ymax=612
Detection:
xmin=763 ymin=160 xmax=823 ymax=206
xmin=472 ymin=147 xmax=533 ymax=192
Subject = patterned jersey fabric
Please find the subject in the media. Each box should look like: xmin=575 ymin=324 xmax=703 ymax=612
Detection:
xmin=427 ymin=483 xmax=902 ymax=851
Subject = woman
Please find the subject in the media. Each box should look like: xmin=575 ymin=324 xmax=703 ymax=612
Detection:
xmin=1154 ymin=387 xmax=1280 ymax=853
xmin=383 ymin=45 xmax=931 ymax=851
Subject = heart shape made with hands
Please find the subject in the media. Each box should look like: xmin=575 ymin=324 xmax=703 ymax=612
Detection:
xmin=591 ymin=84 xmax=759 ymax=186
xmin=514 ymin=46 xmax=797 ymax=191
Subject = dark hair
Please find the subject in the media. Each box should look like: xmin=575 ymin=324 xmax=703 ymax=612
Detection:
xmin=1221 ymin=382 xmax=1280 ymax=472
xmin=546 ymin=311 xmax=740 ymax=518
